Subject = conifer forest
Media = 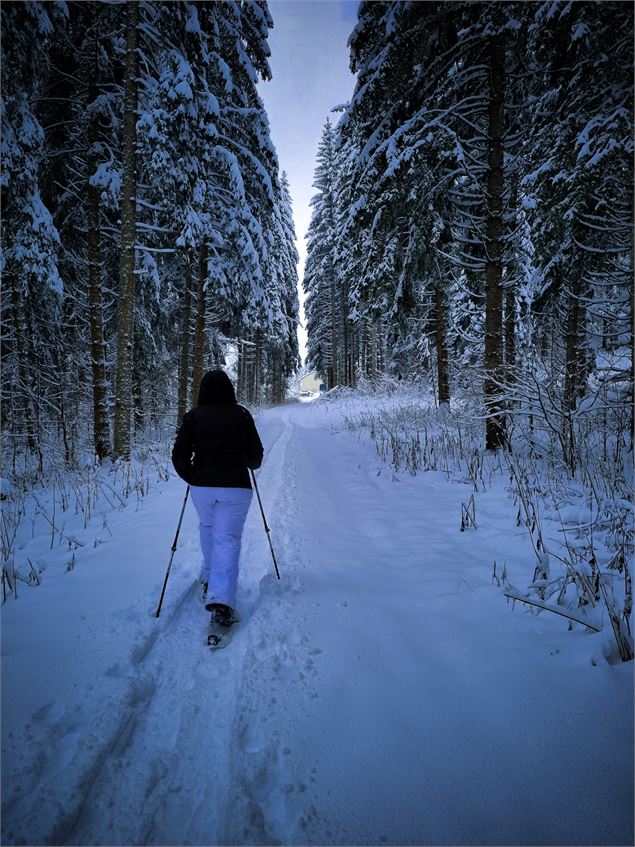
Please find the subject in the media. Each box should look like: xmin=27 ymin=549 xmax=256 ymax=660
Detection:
xmin=304 ymin=2 xmax=633 ymax=454
xmin=2 ymin=0 xmax=300 ymax=467
xmin=2 ymin=1 xmax=631 ymax=470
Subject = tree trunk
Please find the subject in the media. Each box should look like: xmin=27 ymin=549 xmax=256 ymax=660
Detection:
xmin=330 ymin=274 xmax=338 ymax=387
xmin=190 ymin=244 xmax=208 ymax=406
xmin=237 ymin=338 xmax=254 ymax=403
xmin=377 ymin=317 xmax=386 ymax=375
xmin=86 ymin=15 xmax=110 ymax=460
xmin=504 ymin=284 xmax=515 ymax=381
xmin=55 ymin=347 xmax=72 ymax=466
xmin=350 ymin=326 xmax=358 ymax=388
xmin=361 ymin=319 xmax=368 ymax=377
xmin=253 ymin=329 xmax=262 ymax=405
xmin=270 ymin=345 xmax=283 ymax=404
xmin=340 ymin=279 xmax=350 ymax=386
xmin=177 ymin=262 xmax=192 ymax=420
xmin=434 ymin=283 xmax=450 ymax=404
xmin=10 ymin=279 xmax=39 ymax=459
xmin=563 ymin=274 xmax=585 ymax=470
xmin=237 ymin=340 xmax=245 ymax=402
xmin=483 ymin=31 xmax=506 ymax=450
xmin=113 ymin=0 xmax=139 ymax=459
xmin=132 ymin=366 xmax=143 ymax=434
xmin=368 ymin=319 xmax=377 ymax=379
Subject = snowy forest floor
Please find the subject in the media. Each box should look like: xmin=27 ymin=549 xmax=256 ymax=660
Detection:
xmin=2 ymin=394 xmax=633 ymax=846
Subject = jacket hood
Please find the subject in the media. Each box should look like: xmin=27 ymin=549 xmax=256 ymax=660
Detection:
xmin=197 ymin=370 xmax=237 ymax=406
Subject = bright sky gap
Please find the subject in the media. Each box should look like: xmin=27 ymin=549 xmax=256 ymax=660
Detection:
xmin=258 ymin=0 xmax=358 ymax=364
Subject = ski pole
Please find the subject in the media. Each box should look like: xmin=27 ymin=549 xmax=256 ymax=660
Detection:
xmin=155 ymin=485 xmax=190 ymax=618
xmin=250 ymin=469 xmax=281 ymax=580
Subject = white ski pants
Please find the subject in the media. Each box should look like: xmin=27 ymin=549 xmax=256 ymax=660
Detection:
xmin=189 ymin=486 xmax=253 ymax=609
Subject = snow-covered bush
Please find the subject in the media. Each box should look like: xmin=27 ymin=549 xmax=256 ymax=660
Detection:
xmin=1 ymin=440 xmax=172 ymax=604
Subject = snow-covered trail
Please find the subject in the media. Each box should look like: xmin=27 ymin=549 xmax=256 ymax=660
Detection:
xmin=2 ymin=400 xmax=633 ymax=846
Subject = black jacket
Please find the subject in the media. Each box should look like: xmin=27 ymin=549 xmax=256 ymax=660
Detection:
xmin=171 ymin=403 xmax=263 ymax=488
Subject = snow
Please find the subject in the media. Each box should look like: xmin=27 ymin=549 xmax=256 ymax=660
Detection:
xmin=89 ymin=161 xmax=122 ymax=200
xmin=2 ymin=397 xmax=633 ymax=846
xmin=571 ymin=21 xmax=590 ymax=42
xmin=184 ymin=3 xmax=201 ymax=35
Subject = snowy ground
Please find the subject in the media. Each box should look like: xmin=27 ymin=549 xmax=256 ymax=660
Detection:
xmin=2 ymin=397 xmax=633 ymax=846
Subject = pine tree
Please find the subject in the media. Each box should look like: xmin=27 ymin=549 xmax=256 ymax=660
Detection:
xmin=1 ymin=1 xmax=68 ymax=468
xmin=304 ymin=0 xmax=632 ymax=465
xmin=112 ymin=0 xmax=140 ymax=459
xmin=520 ymin=1 xmax=633 ymax=468
xmin=2 ymin=1 xmax=300 ymax=476
xmin=304 ymin=119 xmax=340 ymax=386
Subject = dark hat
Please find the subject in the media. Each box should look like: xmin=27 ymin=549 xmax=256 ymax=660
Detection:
xmin=197 ymin=370 xmax=237 ymax=406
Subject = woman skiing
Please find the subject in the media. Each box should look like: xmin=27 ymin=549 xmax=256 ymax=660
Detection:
xmin=172 ymin=369 xmax=263 ymax=632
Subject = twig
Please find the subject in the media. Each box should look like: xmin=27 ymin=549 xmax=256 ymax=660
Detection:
xmin=504 ymin=591 xmax=601 ymax=632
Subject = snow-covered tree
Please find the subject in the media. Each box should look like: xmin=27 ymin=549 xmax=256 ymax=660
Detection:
xmin=1 ymin=0 xmax=300 ymax=473
xmin=304 ymin=119 xmax=340 ymax=387
xmin=1 ymin=1 xmax=67 ymax=466
xmin=305 ymin=0 xmax=632 ymax=463
xmin=519 ymin=1 xmax=633 ymax=468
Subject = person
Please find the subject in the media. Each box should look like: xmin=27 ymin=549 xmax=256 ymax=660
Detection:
xmin=171 ymin=369 xmax=263 ymax=627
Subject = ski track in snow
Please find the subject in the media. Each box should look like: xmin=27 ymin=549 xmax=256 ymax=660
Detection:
xmin=62 ymin=414 xmax=295 ymax=847
xmin=2 ymin=401 xmax=633 ymax=846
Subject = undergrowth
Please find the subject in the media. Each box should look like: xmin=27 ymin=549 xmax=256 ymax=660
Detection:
xmin=323 ymin=379 xmax=633 ymax=662
xmin=1 ymin=441 xmax=171 ymax=602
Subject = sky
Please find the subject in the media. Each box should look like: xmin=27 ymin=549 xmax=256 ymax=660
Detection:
xmin=257 ymin=0 xmax=358 ymax=365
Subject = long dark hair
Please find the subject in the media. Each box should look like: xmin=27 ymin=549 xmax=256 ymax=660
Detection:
xmin=197 ymin=370 xmax=237 ymax=406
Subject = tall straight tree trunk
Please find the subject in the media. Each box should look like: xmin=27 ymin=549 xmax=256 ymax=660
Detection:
xmin=434 ymin=283 xmax=450 ymax=404
xmin=483 ymin=32 xmax=506 ymax=450
xmin=330 ymin=274 xmax=338 ymax=387
xmin=368 ymin=319 xmax=377 ymax=379
xmin=253 ymin=329 xmax=262 ymax=405
xmin=504 ymin=284 xmax=516 ymax=381
xmin=132 ymin=366 xmax=143 ymax=433
xmin=563 ymin=287 xmax=582 ymax=413
xmin=87 ymin=14 xmax=110 ymax=460
xmin=177 ymin=262 xmax=192 ymax=420
xmin=377 ymin=317 xmax=386 ymax=375
xmin=504 ymin=179 xmax=518 ymax=387
xmin=190 ymin=244 xmax=208 ymax=406
xmin=10 ymin=279 xmax=39 ymax=459
xmin=350 ymin=326 xmax=358 ymax=388
xmin=360 ymin=319 xmax=368 ymax=376
xmin=113 ymin=0 xmax=139 ymax=459
xmin=238 ymin=338 xmax=254 ymax=403
xmin=628 ymin=250 xmax=634 ymax=448
xmin=55 ymin=346 xmax=72 ymax=466
xmin=563 ymin=274 xmax=586 ymax=471
xmin=270 ymin=345 xmax=283 ymax=404
xmin=236 ymin=340 xmax=244 ymax=402
xmin=274 ymin=348 xmax=282 ymax=404
xmin=340 ymin=279 xmax=350 ymax=386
